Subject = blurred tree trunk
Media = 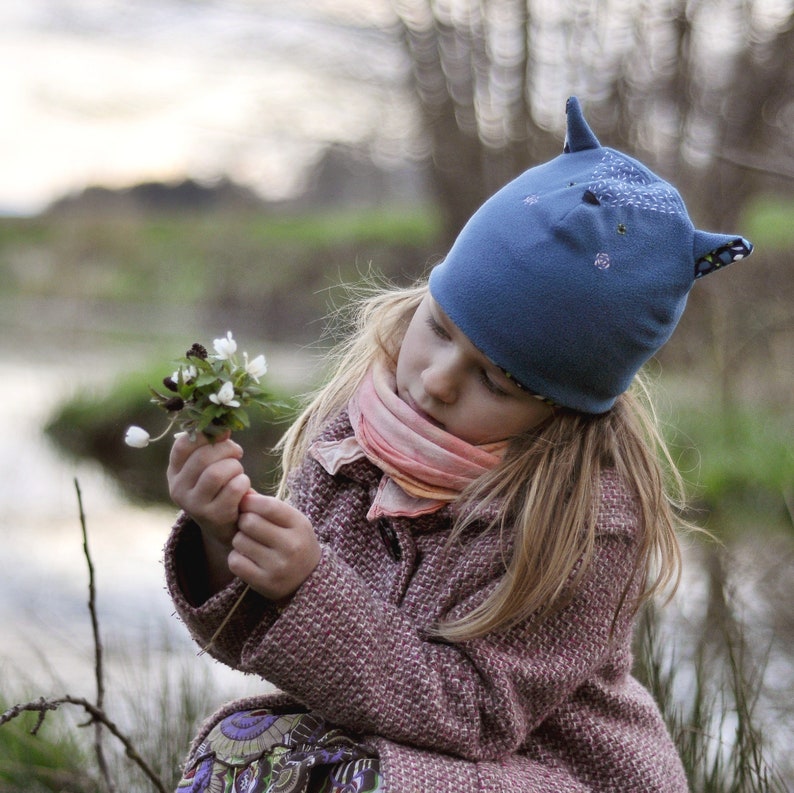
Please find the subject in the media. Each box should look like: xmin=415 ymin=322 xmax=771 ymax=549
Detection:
xmin=699 ymin=8 xmax=794 ymax=228
xmin=392 ymin=0 xmax=559 ymax=244
xmin=390 ymin=0 xmax=794 ymax=242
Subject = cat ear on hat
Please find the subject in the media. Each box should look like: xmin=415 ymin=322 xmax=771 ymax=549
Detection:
xmin=564 ymin=96 xmax=601 ymax=153
xmin=693 ymin=230 xmax=753 ymax=279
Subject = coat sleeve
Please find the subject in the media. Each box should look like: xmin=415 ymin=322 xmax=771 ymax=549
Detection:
xmin=232 ymin=503 xmax=643 ymax=761
xmin=164 ymin=513 xmax=281 ymax=669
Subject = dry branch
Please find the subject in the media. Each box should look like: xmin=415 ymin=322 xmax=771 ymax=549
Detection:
xmin=0 ymin=480 xmax=170 ymax=793
xmin=1 ymin=696 xmax=168 ymax=793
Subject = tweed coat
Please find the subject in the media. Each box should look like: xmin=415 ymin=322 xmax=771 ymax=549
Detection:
xmin=164 ymin=411 xmax=689 ymax=792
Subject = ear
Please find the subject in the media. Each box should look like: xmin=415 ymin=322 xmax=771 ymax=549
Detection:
xmin=693 ymin=232 xmax=753 ymax=279
xmin=564 ymin=96 xmax=601 ymax=153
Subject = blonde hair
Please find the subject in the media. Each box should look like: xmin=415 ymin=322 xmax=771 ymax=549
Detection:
xmin=278 ymin=281 xmax=684 ymax=642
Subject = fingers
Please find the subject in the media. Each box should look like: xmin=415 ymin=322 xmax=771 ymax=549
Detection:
xmin=167 ymin=437 xmax=321 ymax=600
xmin=195 ymin=464 xmax=251 ymax=527
xmin=168 ymin=430 xmax=237 ymax=480
xmin=167 ymin=432 xmax=250 ymax=537
xmin=168 ymin=430 xmax=214 ymax=471
xmin=168 ymin=434 xmax=241 ymax=495
xmin=236 ymin=495 xmax=313 ymax=554
xmin=239 ymin=492 xmax=306 ymax=529
xmin=230 ymin=496 xmax=321 ymax=600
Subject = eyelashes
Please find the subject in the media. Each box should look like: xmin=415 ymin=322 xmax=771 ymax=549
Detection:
xmin=479 ymin=371 xmax=508 ymax=396
xmin=424 ymin=315 xmax=508 ymax=397
xmin=425 ymin=315 xmax=449 ymax=339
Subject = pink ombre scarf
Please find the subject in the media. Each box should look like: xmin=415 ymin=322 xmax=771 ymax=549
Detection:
xmin=310 ymin=364 xmax=506 ymax=520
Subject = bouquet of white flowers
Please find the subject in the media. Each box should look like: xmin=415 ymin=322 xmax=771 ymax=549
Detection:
xmin=125 ymin=331 xmax=276 ymax=447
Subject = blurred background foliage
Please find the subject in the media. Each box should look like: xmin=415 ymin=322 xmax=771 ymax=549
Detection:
xmin=2 ymin=0 xmax=794 ymax=789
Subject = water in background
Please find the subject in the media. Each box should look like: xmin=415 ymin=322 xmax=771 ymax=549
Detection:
xmin=0 ymin=304 xmax=318 ymax=704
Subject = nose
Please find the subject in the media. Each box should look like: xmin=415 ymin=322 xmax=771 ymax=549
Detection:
xmin=421 ymin=356 xmax=459 ymax=404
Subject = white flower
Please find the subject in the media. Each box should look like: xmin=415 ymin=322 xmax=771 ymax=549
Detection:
xmin=124 ymin=426 xmax=151 ymax=448
xmin=244 ymin=352 xmax=268 ymax=382
xmin=213 ymin=331 xmax=237 ymax=360
xmin=209 ymin=381 xmax=240 ymax=407
xmin=173 ymin=364 xmax=197 ymax=383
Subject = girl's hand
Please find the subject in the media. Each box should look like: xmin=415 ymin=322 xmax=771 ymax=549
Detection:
xmin=230 ymin=493 xmax=321 ymax=601
xmin=167 ymin=431 xmax=251 ymax=550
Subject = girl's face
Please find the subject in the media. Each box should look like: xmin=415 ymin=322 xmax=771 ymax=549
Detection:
xmin=395 ymin=294 xmax=552 ymax=445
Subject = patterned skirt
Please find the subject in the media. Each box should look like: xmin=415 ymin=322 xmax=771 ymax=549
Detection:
xmin=176 ymin=708 xmax=383 ymax=793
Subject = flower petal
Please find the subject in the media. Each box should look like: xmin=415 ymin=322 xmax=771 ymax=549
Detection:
xmin=244 ymin=352 xmax=268 ymax=382
xmin=210 ymin=380 xmax=241 ymax=407
xmin=124 ymin=426 xmax=151 ymax=448
xmin=212 ymin=331 xmax=237 ymax=360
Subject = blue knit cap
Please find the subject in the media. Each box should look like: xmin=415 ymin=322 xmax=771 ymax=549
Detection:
xmin=429 ymin=96 xmax=753 ymax=414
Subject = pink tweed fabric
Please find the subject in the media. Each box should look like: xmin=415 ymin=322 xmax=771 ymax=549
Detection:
xmin=164 ymin=411 xmax=689 ymax=792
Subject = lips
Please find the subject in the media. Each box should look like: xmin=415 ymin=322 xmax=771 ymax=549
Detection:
xmin=404 ymin=393 xmax=444 ymax=429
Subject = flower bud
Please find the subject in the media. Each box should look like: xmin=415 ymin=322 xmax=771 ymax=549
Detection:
xmin=164 ymin=396 xmax=185 ymax=412
xmin=163 ymin=376 xmax=178 ymax=392
xmin=186 ymin=343 xmax=208 ymax=360
xmin=124 ymin=426 xmax=151 ymax=448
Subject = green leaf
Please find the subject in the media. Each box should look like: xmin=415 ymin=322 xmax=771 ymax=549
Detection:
xmin=179 ymin=383 xmax=196 ymax=400
xmin=197 ymin=408 xmax=223 ymax=431
xmin=195 ymin=372 xmax=220 ymax=388
xmin=225 ymin=415 xmax=244 ymax=431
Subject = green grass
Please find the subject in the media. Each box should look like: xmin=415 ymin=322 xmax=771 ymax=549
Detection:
xmin=241 ymin=205 xmax=441 ymax=246
xmin=1 ymin=640 xmax=219 ymax=793
xmin=743 ymin=196 xmax=794 ymax=251
xmin=102 ymin=639 xmax=222 ymax=793
xmin=665 ymin=403 xmax=794 ymax=536
xmin=0 ymin=205 xmax=441 ymax=305
xmin=635 ymin=604 xmax=786 ymax=793
xmin=0 ymin=204 xmax=443 ymax=347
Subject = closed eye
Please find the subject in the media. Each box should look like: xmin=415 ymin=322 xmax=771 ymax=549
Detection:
xmin=479 ymin=370 xmax=509 ymax=396
xmin=425 ymin=315 xmax=450 ymax=340
xmin=427 ymin=313 xmax=509 ymax=396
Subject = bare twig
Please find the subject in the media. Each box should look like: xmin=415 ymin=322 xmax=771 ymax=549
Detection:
xmin=0 ymin=479 xmax=171 ymax=793
xmin=1 ymin=697 xmax=168 ymax=793
xmin=75 ymin=478 xmax=113 ymax=792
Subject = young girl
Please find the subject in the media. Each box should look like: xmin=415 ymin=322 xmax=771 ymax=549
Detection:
xmin=164 ymin=97 xmax=752 ymax=793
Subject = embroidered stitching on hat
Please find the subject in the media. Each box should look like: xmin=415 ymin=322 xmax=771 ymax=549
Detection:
xmin=589 ymin=151 xmax=682 ymax=215
xmin=523 ymin=194 xmax=539 ymax=206
xmin=594 ymin=252 xmax=611 ymax=270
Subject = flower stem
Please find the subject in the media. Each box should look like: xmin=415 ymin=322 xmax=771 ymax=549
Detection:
xmin=149 ymin=415 xmax=180 ymax=443
xmin=199 ymin=583 xmax=250 ymax=655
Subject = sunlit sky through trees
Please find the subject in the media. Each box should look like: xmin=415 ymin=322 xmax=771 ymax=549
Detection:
xmin=3 ymin=0 xmax=793 ymax=216
xmin=0 ymin=0 xmax=413 ymax=215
